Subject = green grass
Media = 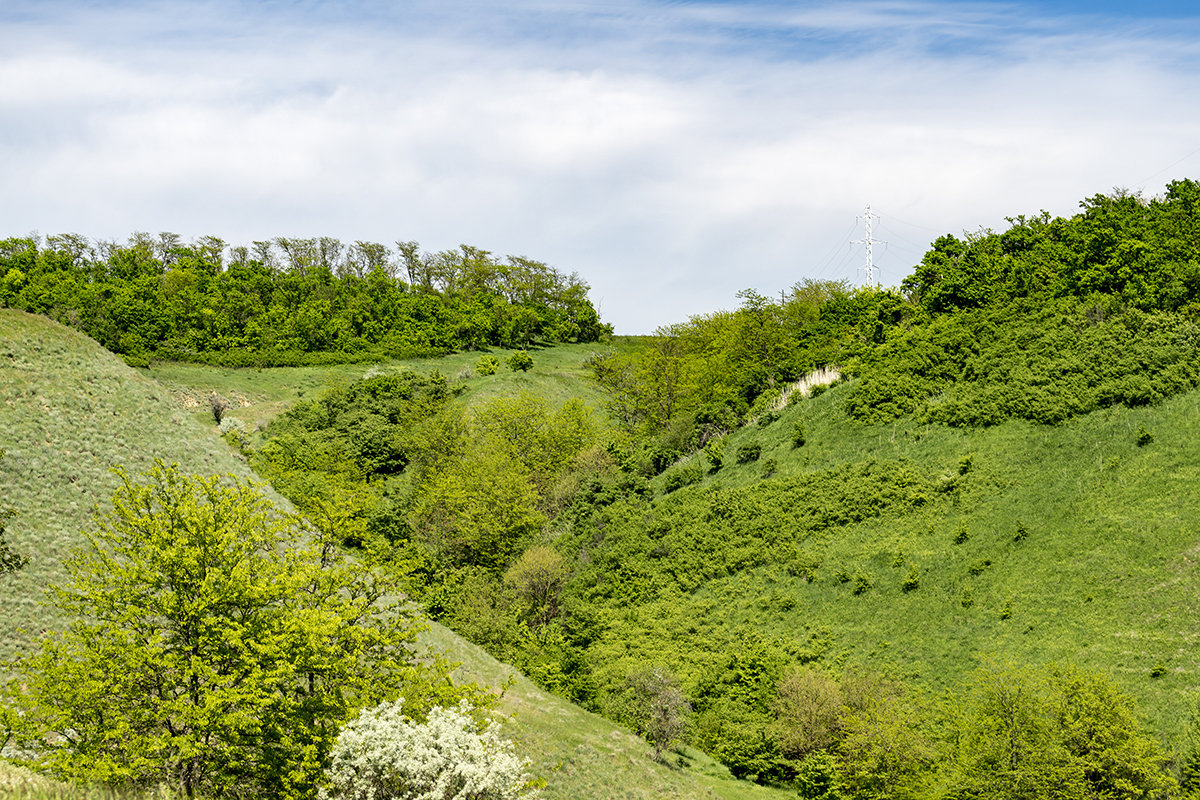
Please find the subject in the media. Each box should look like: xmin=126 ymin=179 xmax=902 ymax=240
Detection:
xmin=0 ymin=313 xmax=784 ymax=800
xmin=622 ymin=378 xmax=1200 ymax=747
xmin=147 ymin=337 xmax=646 ymax=431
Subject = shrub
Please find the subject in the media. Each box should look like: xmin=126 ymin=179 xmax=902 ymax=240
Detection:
xmin=703 ymin=437 xmax=725 ymax=472
xmin=1137 ymin=425 xmax=1154 ymax=447
xmin=795 ymin=750 xmax=844 ymax=800
xmin=505 ymin=545 xmax=567 ymax=628
xmin=791 ymin=422 xmax=807 ymax=448
xmin=758 ymin=410 xmax=780 ymax=428
xmin=737 ymin=442 xmax=762 ymax=464
xmin=760 ymin=458 xmax=778 ymax=478
xmin=901 ymin=565 xmax=920 ymax=592
xmin=852 ymin=571 xmax=874 ymax=595
xmin=507 ymin=350 xmax=534 ymax=372
xmin=321 ymin=699 xmax=537 ymax=800
xmin=953 ymin=522 xmax=970 ymax=545
xmin=662 ymin=462 xmax=703 ymax=493
xmin=12 ymin=464 xmax=462 ymax=799
xmin=1013 ymin=521 xmax=1028 ymax=542
xmin=209 ymin=392 xmax=230 ymax=424
xmin=476 ymin=355 xmax=500 ymax=376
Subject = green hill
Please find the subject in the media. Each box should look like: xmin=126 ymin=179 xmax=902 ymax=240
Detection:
xmin=580 ymin=375 xmax=1200 ymax=733
xmin=0 ymin=309 xmax=788 ymax=800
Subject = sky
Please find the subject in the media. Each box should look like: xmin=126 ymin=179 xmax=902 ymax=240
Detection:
xmin=4 ymin=1 xmax=1200 ymax=333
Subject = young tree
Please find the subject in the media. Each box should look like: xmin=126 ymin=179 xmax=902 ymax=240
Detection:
xmin=12 ymin=463 xmax=466 ymax=799
xmin=504 ymin=546 xmax=567 ymax=629
xmin=612 ymin=667 xmax=692 ymax=762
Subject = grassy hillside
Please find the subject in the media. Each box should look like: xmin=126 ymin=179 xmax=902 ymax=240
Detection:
xmin=147 ymin=337 xmax=645 ymax=431
xmin=0 ymin=311 xmax=786 ymax=800
xmin=586 ymin=374 xmax=1200 ymax=745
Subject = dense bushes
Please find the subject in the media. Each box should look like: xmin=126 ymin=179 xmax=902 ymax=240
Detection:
xmin=844 ymin=297 xmax=1200 ymax=426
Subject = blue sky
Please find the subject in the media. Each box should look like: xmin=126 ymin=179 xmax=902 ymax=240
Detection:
xmin=4 ymin=1 xmax=1200 ymax=332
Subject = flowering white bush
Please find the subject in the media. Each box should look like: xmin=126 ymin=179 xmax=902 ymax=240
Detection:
xmin=321 ymin=699 xmax=538 ymax=800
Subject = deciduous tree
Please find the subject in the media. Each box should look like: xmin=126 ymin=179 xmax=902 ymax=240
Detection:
xmin=12 ymin=463 xmax=465 ymax=799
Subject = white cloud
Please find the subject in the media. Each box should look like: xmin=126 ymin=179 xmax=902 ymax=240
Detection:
xmin=4 ymin=0 xmax=1200 ymax=331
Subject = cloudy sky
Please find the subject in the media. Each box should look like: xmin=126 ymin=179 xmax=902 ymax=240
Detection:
xmin=4 ymin=0 xmax=1200 ymax=332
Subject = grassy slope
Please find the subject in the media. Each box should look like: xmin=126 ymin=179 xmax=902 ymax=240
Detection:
xmin=0 ymin=312 xmax=785 ymax=800
xmin=623 ymin=377 xmax=1200 ymax=747
xmin=147 ymin=338 xmax=645 ymax=431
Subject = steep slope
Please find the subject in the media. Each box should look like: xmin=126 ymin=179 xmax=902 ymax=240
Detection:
xmin=0 ymin=309 xmax=788 ymax=800
xmin=572 ymin=375 xmax=1200 ymax=749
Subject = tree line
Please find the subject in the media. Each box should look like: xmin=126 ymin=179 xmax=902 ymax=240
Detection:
xmin=0 ymin=233 xmax=610 ymax=366
xmin=588 ymin=179 xmax=1200 ymax=470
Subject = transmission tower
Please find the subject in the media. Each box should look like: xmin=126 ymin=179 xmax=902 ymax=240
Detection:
xmin=852 ymin=205 xmax=884 ymax=287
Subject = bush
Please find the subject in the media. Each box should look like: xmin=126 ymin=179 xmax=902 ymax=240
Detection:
xmin=953 ymin=522 xmax=970 ymax=544
xmin=1137 ymin=425 xmax=1154 ymax=447
xmin=662 ymin=462 xmax=703 ymax=494
xmin=901 ymin=565 xmax=920 ymax=592
xmin=737 ymin=442 xmax=762 ymax=464
xmin=507 ymin=350 xmax=534 ymax=372
xmin=476 ymin=355 xmax=501 ymax=376
xmin=757 ymin=410 xmax=780 ymax=428
xmin=703 ymin=437 xmax=725 ymax=472
xmin=791 ymin=422 xmax=807 ymax=448
xmin=852 ymin=571 xmax=873 ymax=595
xmin=322 ymin=699 xmax=537 ymax=800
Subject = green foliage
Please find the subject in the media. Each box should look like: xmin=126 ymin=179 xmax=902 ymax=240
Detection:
xmin=507 ymin=350 xmax=534 ymax=372
xmin=1137 ymin=425 xmax=1155 ymax=447
xmin=410 ymin=443 xmax=545 ymax=570
xmin=505 ymin=545 xmax=568 ymax=629
xmin=609 ymin=667 xmax=692 ymax=762
xmin=736 ymin=443 xmax=761 ymax=464
xmin=851 ymin=571 xmax=873 ymax=595
xmin=9 ymin=463 xmax=467 ymax=799
xmin=795 ymin=751 xmax=844 ymax=800
xmin=703 ymin=437 xmax=725 ymax=472
xmin=790 ymin=422 xmax=806 ymax=448
xmin=947 ymin=663 xmax=1176 ymax=800
xmin=0 ymin=235 xmax=610 ymax=365
xmin=662 ymin=461 xmax=704 ymax=494
xmin=476 ymin=354 xmax=501 ymax=376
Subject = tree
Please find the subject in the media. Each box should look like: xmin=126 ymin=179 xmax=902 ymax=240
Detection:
xmin=504 ymin=546 xmax=567 ymax=629
xmin=611 ymin=667 xmax=692 ymax=762
xmin=321 ymin=698 xmax=538 ymax=800
xmin=947 ymin=663 xmax=1175 ymax=800
xmin=12 ymin=463 xmax=467 ymax=799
